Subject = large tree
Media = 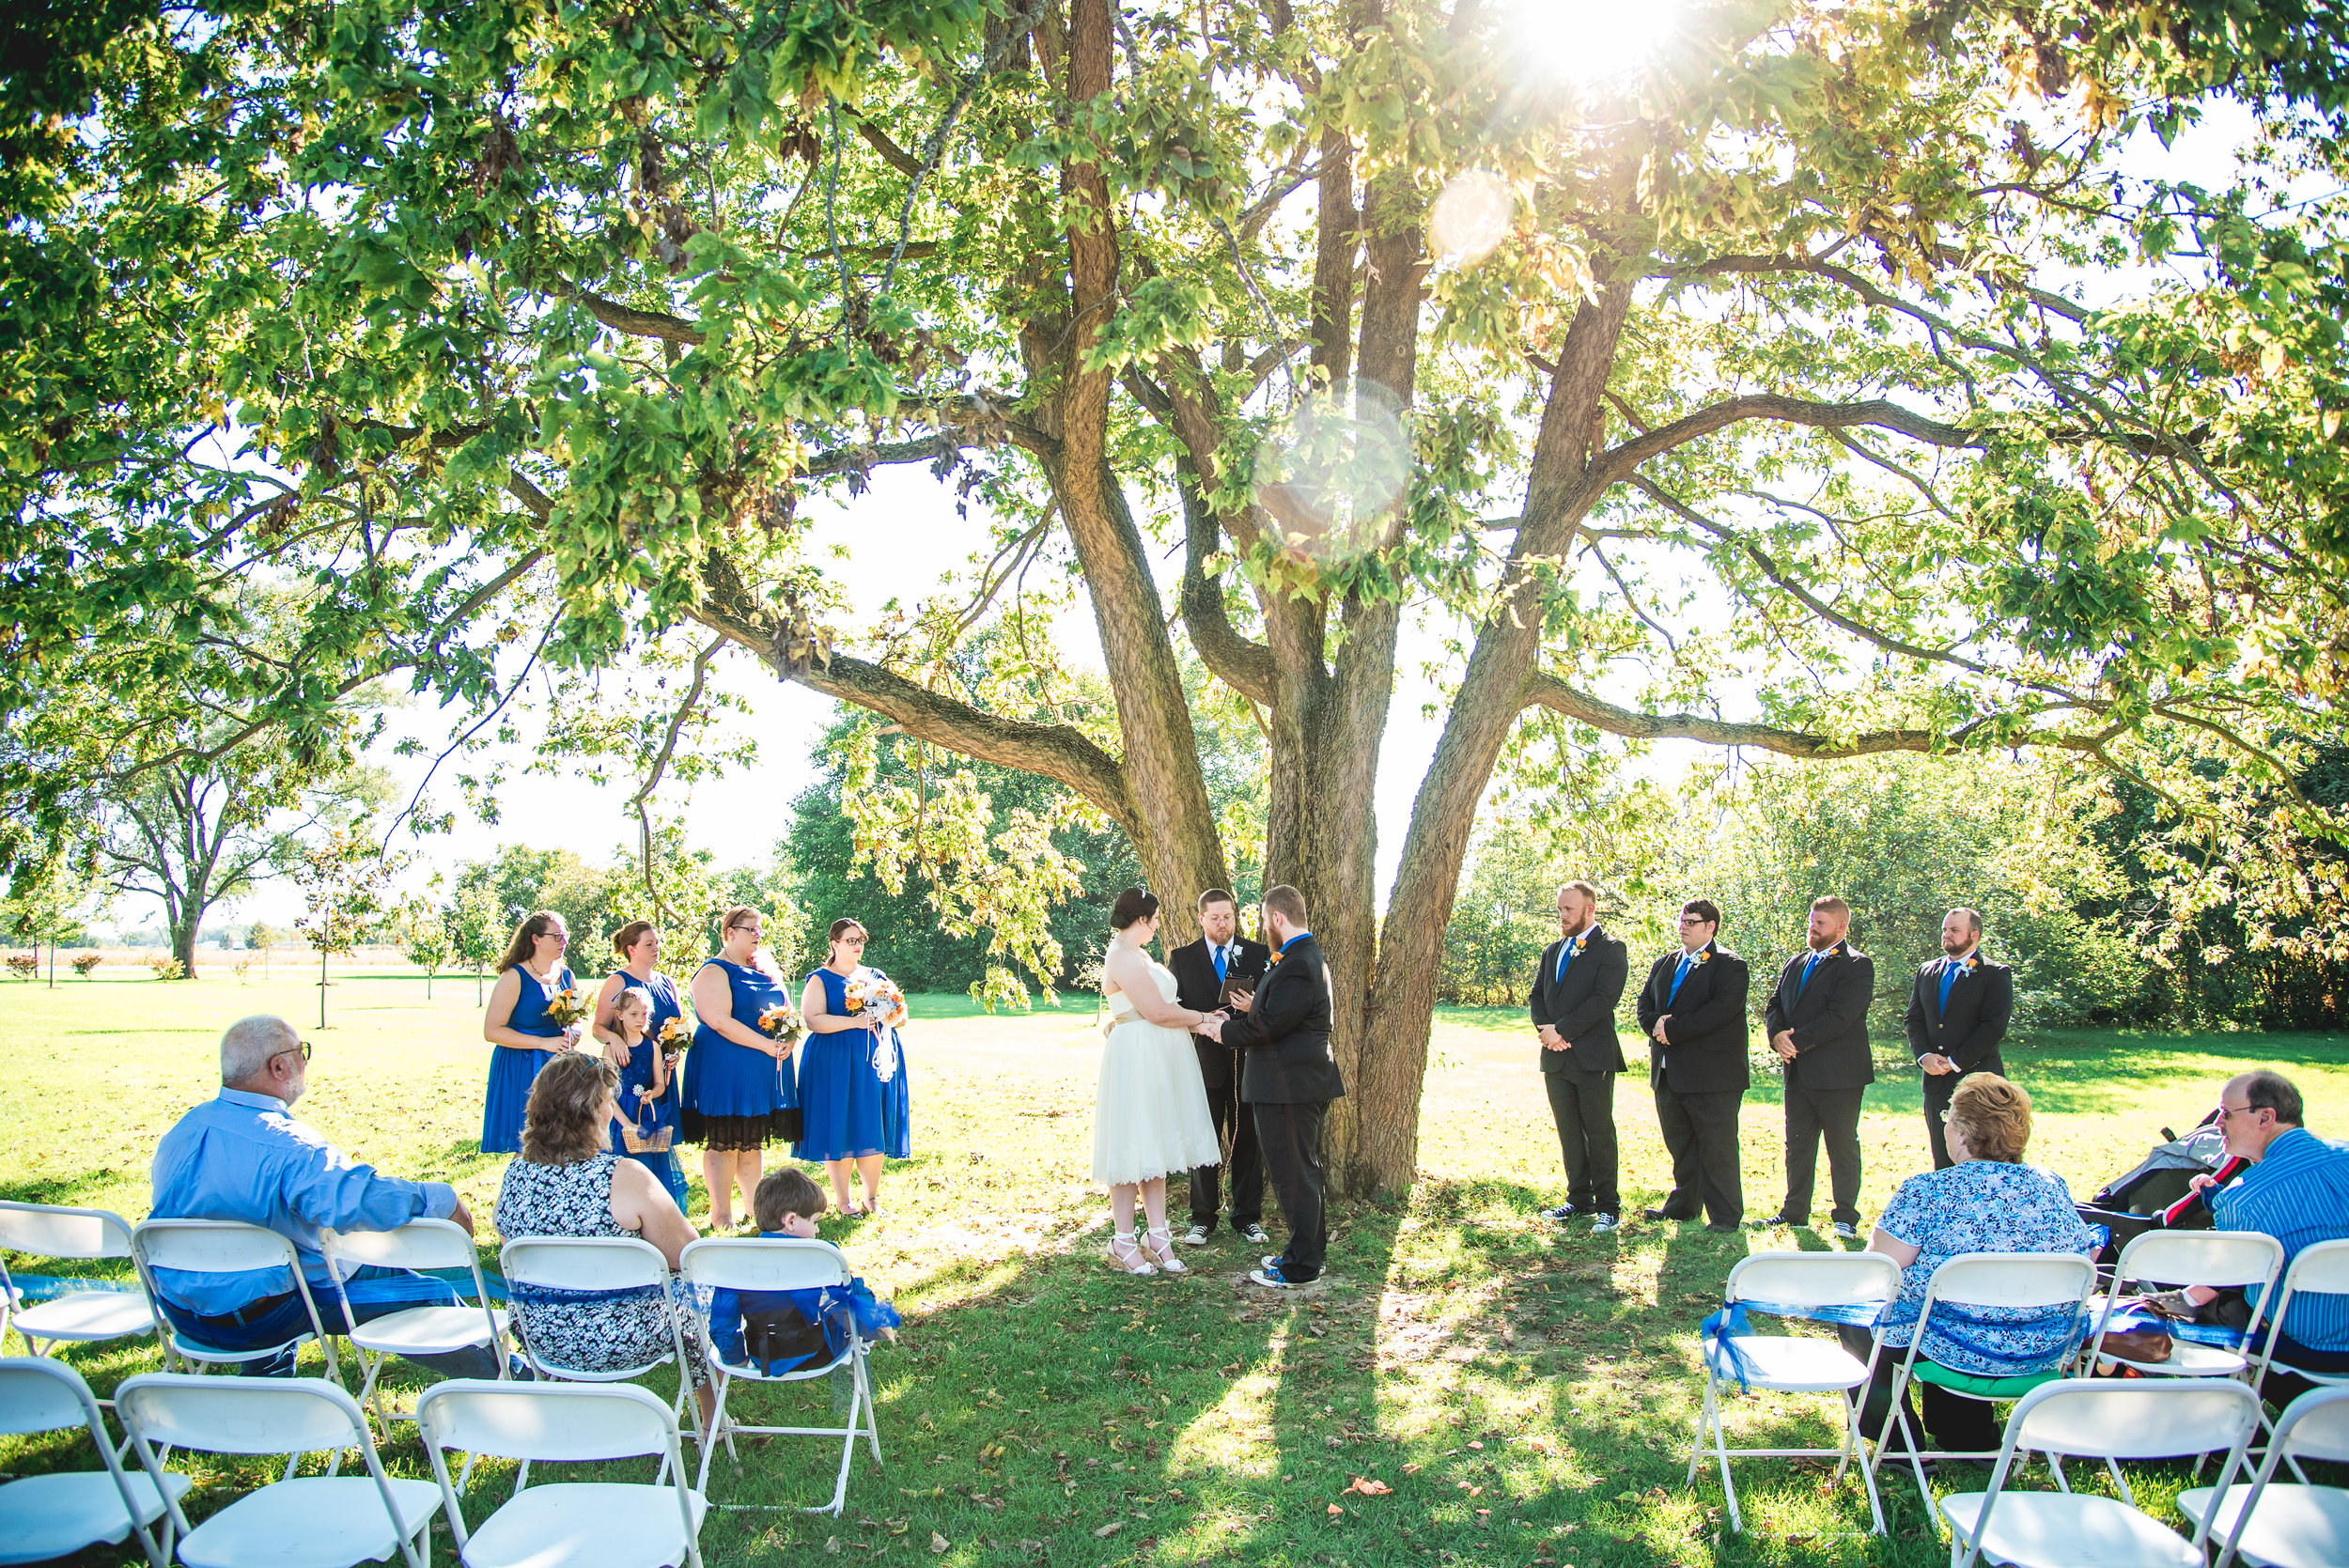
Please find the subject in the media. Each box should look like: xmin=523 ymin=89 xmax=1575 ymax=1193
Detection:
xmin=8 ymin=1 xmax=2348 ymax=1188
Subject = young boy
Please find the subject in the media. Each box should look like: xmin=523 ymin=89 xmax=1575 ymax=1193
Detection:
xmin=707 ymin=1167 xmax=833 ymax=1374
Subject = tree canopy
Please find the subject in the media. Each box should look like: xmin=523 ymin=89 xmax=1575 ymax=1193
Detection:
xmin=8 ymin=0 xmax=2349 ymax=1189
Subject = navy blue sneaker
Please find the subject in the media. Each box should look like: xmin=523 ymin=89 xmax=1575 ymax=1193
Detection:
xmin=1251 ymin=1261 xmax=1315 ymax=1288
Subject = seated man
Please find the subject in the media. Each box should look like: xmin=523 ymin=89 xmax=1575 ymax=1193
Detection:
xmin=2177 ymin=1069 xmax=2349 ymax=1397
xmin=148 ymin=1014 xmax=505 ymax=1379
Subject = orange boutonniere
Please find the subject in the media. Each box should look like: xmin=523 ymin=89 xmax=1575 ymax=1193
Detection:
xmin=1692 ymin=950 xmax=1712 ymax=965
xmin=1960 ymin=955 xmax=1980 ymax=973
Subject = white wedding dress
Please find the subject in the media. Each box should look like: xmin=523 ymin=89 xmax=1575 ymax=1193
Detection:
xmin=1092 ymin=961 xmax=1222 ymax=1187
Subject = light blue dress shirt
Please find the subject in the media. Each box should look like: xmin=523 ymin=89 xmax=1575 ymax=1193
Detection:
xmin=2213 ymin=1126 xmax=2349 ymax=1352
xmin=148 ymin=1088 xmax=459 ymax=1315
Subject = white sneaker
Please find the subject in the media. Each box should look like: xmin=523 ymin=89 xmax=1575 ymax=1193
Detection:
xmin=1833 ymin=1220 xmax=1859 ymax=1239
xmin=1590 ymin=1213 xmax=1620 ymax=1234
xmin=1180 ymin=1224 xmax=1211 ymax=1247
xmin=1237 ymin=1223 xmax=1270 ymax=1245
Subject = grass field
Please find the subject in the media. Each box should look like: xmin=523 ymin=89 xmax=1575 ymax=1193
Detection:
xmin=4 ymin=962 xmax=2345 ymax=1567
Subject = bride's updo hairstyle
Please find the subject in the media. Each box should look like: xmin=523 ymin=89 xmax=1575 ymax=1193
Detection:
xmin=1109 ymin=888 xmax=1160 ymax=930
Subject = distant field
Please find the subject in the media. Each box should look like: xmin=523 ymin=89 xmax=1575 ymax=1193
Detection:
xmin=5 ymin=960 xmax=2342 ymax=1566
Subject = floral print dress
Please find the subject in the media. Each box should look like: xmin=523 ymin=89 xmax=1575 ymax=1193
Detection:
xmin=1875 ymin=1157 xmax=2098 ymax=1374
xmin=493 ymin=1151 xmax=707 ymax=1386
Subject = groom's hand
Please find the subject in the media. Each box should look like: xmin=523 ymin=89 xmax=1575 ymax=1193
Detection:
xmin=1197 ymin=1015 xmax=1224 ymax=1042
xmin=1537 ymin=1024 xmax=1565 ymax=1051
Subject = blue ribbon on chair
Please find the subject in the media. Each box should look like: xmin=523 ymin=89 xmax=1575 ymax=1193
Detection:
xmin=1702 ymin=1298 xmax=1889 ymax=1393
xmin=2096 ymin=1302 xmax=2247 ymax=1351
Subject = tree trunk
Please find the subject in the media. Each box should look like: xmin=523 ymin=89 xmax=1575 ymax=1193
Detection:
xmin=171 ymin=914 xmax=201 ymax=979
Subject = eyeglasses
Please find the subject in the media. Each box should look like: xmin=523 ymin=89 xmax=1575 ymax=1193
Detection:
xmin=2218 ymin=1101 xmax=2259 ymax=1120
xmin=272 ymin=1041 xmax=313 ymax=1064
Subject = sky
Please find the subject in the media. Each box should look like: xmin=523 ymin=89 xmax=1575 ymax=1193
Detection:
xmin=114 ymin=97 xmax=2278 ymax=942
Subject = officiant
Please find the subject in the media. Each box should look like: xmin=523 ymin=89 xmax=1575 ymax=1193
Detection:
xmin=1169 ymin=888 xmax=1271 ymax=1249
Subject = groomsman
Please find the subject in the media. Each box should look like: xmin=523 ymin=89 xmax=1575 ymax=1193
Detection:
xmin=1758 ymin=896 xmax=1875 ymax=1237
xmin=1200 ymin=884 xmax=1344 ymax=1288
xmin=1905 ymin=907 xmax=2013 ymax=1169
xmin=1169 ymin=888 xmax=1271 ymax=1246
xmin=1635 ymin=900 xmax=1751 ymax=1233
xmin=1531 ymin=880 xmax=1629 ymax=1233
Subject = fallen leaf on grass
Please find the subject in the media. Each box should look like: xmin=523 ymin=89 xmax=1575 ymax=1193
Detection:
xmin=825 ymin=1539 xmax=841 ymax=1556
xmin=1327 ymin=1504 xmax=1344 ymax=1515
xmin=929 ymin=1533 xmax=950 ymax=1554
xmin=1343 ymin=1478 xmax=1392 ymax=1497
xmin=1091 ymin=1521 xmax=1124 ymax=1539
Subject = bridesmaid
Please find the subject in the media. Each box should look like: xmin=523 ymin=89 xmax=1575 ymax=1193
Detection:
xmin=681 ymin=906 xmax=801 ymax=1228
xmin=593 ymin=920 xmax=689 ymax=1209
xmin=795 ymin=918 xmax=912 ymax=1217
xmin=480 ymin=910 xmax=579 ymax=1154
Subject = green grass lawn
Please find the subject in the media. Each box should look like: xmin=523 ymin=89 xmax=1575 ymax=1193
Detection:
xmin=5 ymin=964 xmax=2345 ymax=1566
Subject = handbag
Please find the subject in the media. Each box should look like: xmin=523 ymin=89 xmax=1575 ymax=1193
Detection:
xmin=2100 ymin=1326 xmax=2174 ymax=1364
xmin=620 ymin=1096 xmax=673 ymax=1155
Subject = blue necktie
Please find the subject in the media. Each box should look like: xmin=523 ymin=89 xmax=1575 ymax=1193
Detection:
xmin=1668 ymin=952 xmax=1695 ymax=1002
xmin=1798 ymin=951 xmax=1823 ymax=996
xmin=1939 ymin=957 xmax=1963 ymax=1015
xmin=1555 ymin=939 xmax=1578 ymax=985
xmin=1213 ymin=945 xmax=1228 ymax=982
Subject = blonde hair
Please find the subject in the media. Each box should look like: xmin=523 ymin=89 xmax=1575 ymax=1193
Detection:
xmin=614 ymin=986 xmax=653 ymax=1027
xmin=1950 ymin=1074 xmax=2032 ymax=1163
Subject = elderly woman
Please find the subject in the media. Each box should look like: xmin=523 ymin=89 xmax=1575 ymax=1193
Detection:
xmin=1839 ymin=1074 xmax=2096 ymax=1459
xmin=493 ymin=1051 xmax=714 ymax=1428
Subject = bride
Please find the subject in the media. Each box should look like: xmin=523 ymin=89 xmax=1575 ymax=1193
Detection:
xmin=1095 ymin=887 xmax=1223 ymax=1275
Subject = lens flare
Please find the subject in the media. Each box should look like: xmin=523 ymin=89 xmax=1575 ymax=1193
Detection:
xmin=1514 ymin=0 xmax=1683 ymax=85
xmin=1251 ymin=381 xmax=1412 ymax=568
xmin=1430 ymin=169 xmax=1515 ymax=265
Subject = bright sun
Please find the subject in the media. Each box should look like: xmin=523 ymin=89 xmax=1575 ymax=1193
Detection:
xmin=1512 ymin=0 xmax=1685 ymax=86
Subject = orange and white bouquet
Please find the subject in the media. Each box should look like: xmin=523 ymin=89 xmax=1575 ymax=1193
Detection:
xmin=542 ymin=985 xmax=590 ymax=1028
xmin=844 ymin=972 xmax=909 ymax=1030
xmin=755 ymin=1001 xmax=804 ymax=1048
xmin=657 ymin=1015 xmax=690 ymax=1064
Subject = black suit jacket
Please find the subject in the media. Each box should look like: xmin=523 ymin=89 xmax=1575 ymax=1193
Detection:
xmin=1530 ymin=926 xmax=1628 ymax=1074
xmin=1219 ymin=933 xmax=1346 ymax=1105
xmin=1634 ymin=942 xmax=1751 ymax=1094
xmin=1167 ymin=936 xmax=1271 ymax=1089
xmin=1763 ymin=943 xmax=1877 ymax=1091
xmin=1904 ymin=954 xmax=2012 ymax=1075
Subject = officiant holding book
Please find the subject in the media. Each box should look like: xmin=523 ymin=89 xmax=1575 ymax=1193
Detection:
xmin=1169 ymin=888 xmax=1271 ymax=1248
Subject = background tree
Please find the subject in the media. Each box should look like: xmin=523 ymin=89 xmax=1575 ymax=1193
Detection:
xmin=292 ymin=829 xmax=402 ymax=1029
xmin=444 ymin=884 xmax=503 ymax=1005
xmin=398 ymin=895 xmax=453 ymax=1000
xmin=1 ymin=862 xmax=103 ymax=989
xmin=12 ymin=0 xmax=2349 ymax=1191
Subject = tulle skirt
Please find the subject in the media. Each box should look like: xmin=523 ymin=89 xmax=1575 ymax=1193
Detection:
xmin=1092 ymin=1017 xmax=1221 ymax=1186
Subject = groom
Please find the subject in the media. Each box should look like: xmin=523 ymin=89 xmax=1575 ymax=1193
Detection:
xmin=1199 ymin=884 xmax=1344 ymax=1288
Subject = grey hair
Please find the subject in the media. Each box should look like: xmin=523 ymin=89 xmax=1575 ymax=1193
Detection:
xmin=220 ymin=1015 xmax=299 ymax=1083
xmin=615 ymin=986 xmax=654 ymax=1023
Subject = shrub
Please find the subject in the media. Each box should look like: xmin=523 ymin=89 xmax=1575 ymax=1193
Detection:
xmin=234 ymin=958 xmax=252 ymax=981
xmin=147 ymin=955 xmax=187 ymax=980
xmin=5 ymin=954 xmax=35 ymax=979
xmin=70 ymin=952 xmax=102 ymax=975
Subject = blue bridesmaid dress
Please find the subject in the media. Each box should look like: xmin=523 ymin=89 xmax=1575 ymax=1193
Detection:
xmin=680 ymin=958 xmax=801 ymax=1147
xmin=607 ymin=970 xmax=689 ymax=1207
xmin=795 ymin=966 xmax=911 ymax=1162
xmin=481 ymin=962 xmax=575 ymax=1154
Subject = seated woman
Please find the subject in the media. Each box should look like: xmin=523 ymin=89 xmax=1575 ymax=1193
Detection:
xmin=1840 ymin=1074 xmax=2095 ymax=1458
xmin=493 ymin=1051 xmax=714 ymax=1429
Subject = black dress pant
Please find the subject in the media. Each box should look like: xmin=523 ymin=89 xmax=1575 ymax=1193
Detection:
xmin=1837 ymin=1326 xmax=2000 ymax=1453
xmin=1252 ymin=1099 xmax=1329 ymax=1280
xmin=1543 ymin=1069 xmax=1619 ymax=1215
xmin=1781 ymin=1084 xmax=1865 ymax=1226
xmin=1654 ymin=1084 xmax=1744 ymax=1226
xmin=1921 ymin=1063 xmax=1999 ymax=1170
xmin=1189 ymin=1066 xmax=1264 ymax=1230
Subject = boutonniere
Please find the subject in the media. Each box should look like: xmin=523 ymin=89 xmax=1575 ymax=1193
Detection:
xmin=1692 ymin=950 xmax=1712 ymax=966
xmin=1959 ymin=955 xmax=1980 ymax=973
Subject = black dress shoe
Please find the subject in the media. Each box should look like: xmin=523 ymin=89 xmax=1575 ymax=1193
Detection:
xmin=1704 ymin=1222 xmax=1741 ymax=1234
xmin=1643 ymin=1207 xmax=1689 ymax=1222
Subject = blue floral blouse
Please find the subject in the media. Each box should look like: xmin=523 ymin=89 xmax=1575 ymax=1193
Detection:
xmin=1875 ymin=1158 xmax=2097 ymax=1374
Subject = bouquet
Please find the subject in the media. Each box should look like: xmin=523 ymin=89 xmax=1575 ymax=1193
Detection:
xmin=844 ymin=972 xmax=909 ymax=1030
xmin=756 ymin=1001 xmax=804 ymax=1048
xmin=542 ymin=986 xmax=589 ymax=1028
xmin=657 ymin=1015 xmax=690 ymax=1063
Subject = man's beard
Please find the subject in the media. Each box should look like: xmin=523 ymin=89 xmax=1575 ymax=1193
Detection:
xmin=281 ymin=1075 xmax=306 ymax=1107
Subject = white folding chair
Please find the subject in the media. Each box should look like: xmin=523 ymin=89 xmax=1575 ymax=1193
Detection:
xmin=320 ymin=1219 xmax=508 ymax=1432
xmin=1939 ymin=1378 xmax=2261 ymax=1568
xmin=1861 ymin=1251 xmax=2099 ymax=1522
xmin=0 ymin=1358 xmax=185 ymax=1568
xmin=500 ymin=1235 xmax=705 ymax=1455
xmin=0 ymin=1202 xmax=165 ymax=1368
xmin=1685 ymin=1250 xmax=1904 ymax=1535
xmin=2247 ymin=1239 xmax=2349 ymax=1409
xmin=2083 ymin=1229 xmax=2284 ymax=1380
xmin=131 ymin=1219 xmax=341 ymax=1384
xmin=2180 ymin=1384 xmax=2349 ymax=1568
xmin=113 ymin=1372 xmax=439 ymax=1568
xmin=415 ymin=1379 xmax=706 ymax=1568
xmin=680 ymin=1236 xmax=883 ymax=1515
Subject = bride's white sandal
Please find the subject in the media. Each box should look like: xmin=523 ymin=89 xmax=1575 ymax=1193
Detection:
xmin=1143 ymin=1227 xmax=1187 ymax=1274
xmin=1106 ymin=1233 xmax=1158 ymax=1275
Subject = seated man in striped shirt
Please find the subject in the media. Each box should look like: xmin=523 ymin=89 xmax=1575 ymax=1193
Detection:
xmin=2176 ymin=1069 xmax=2349 ymax=1401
